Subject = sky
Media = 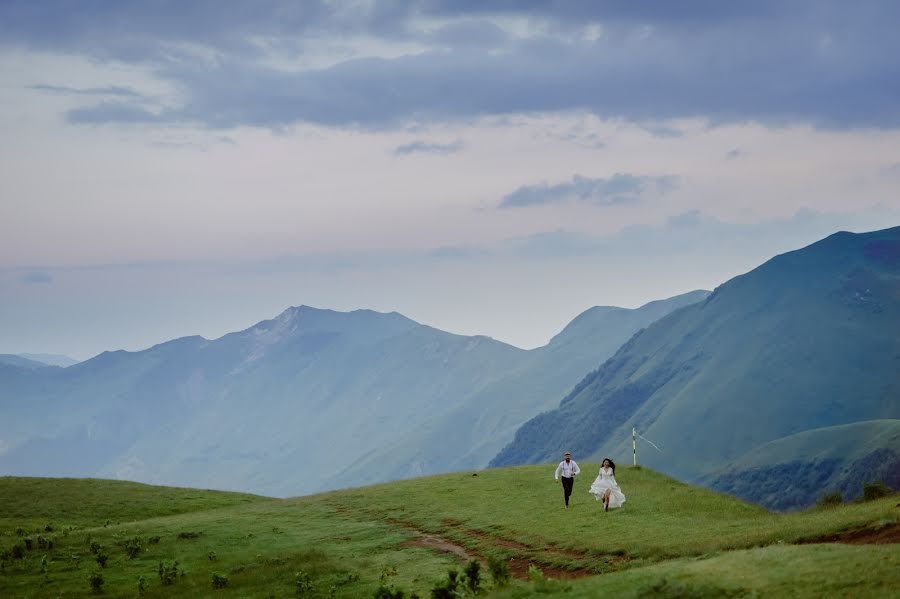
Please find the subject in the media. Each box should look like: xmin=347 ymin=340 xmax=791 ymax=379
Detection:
xmin=1 ymin=1 xmax=899 ymax=360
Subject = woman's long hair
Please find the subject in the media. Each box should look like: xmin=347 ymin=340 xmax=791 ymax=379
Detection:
xmin=602 ymin=458 xmax=616 ymax=474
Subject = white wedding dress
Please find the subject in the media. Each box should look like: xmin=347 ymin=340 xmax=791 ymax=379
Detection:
xmin=588 ymin=466 xmax=626 ymax=508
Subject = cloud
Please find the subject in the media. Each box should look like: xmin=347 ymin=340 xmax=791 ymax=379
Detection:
xmin=726 ymin=148 xmax=745 ymax=160
xmin=4 ymin=2 xmax=900 ymax=130
xmin=499 ymin=174 xmax=677 ymax=209
xmin=393 ymin=139 xmax=465 ymax=156
xmin=21 ymin=271 xmax=52 ymax=285
xmin=504 ymin=206 xmax=900 ymax=259
xmin=28 ymin=84 xmax=141 ymax=97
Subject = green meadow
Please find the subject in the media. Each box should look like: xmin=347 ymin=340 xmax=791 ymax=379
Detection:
xmin=1 ymin=465 xmax=897 ymax=597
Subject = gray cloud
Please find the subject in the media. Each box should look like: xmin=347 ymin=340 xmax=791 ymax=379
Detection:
xmin=28 ymin=84 xmax=142 ymax=97
xmin=393 ymin=139 xmax=465 ymax=156
xmin=500 ymin=174 xmax=677 ymax=209
xmin=726 ymin=148 xmax=745 ymax=160
xmin=4 ymin=2 xmax=900 ymax=130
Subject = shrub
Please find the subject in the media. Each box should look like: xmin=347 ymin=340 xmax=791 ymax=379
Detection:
xmin=373 ymin=584 xmax=406 ymax=598
xmin=124 ymin=537 xmax=142 ymax=559
xmin=818 ymin=491 xmax=843 ymax=507
xmin=10 ymin=543 xmax=26 ymax=560
xmin=211 ymin=572 xmax=229 ymax=589
xmin=148 ymin=536 xmax=161 ymax=545
xmin=486 ymin=555 xmax=510 ymax=587
xmin=96 ymin=551 xmax=109 ymax=568
xmin=40 ymin=555 xmax=48 ymax=573
xmin=295 ymin=570 xmax=313 ymax=596
xmin=177 ymin=531 xmax=202 ymax=540
xmin=527 ymin=565 xmax=544 ymax=584
xmin=159 ymin=560 xmax=179 ymax=586
xmin=23 ymin=537 xmax=33 ymax=551
xmin=44 ymin=524 xmax=54 ymax=532
xmin=863 ymin=480 xmax=892 ymax=501
xmin=429 ymin=569 xmax=459 ymax=599
xmin=208 ymin=550 xmax=218 ymax=561
xmin=463 ymin=559 xmax=481 ymax=594
xmin=88 ymin=570 xmax=104 ymax=594
xmin=138 ymin=575 xmax=147 ymax=596
xmin=90 ymin=541 xmax=102 ymax=555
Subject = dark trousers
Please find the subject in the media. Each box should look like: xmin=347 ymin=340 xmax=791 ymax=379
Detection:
xmin=561 ymin=476 xmax=574 ymax=506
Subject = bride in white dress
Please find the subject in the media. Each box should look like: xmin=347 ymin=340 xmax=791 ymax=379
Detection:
xmin=589 ymin=458 xmax=626 ymax=511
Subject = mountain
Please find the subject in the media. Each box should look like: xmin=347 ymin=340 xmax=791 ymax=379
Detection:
xmin=328 ymin=290 xmax=709 ymax=490
xmin=701 ymin=419 xmax=900 ymax=509
xmin=0 ymin=293 xmax=705 ymax=497
xmin=16 ymin=353 xmax=80 ymax=367
xmin=0 ymin=354 xmax=52 ymax=369
xmin=491 ymin=226 xmax=900 ymax=508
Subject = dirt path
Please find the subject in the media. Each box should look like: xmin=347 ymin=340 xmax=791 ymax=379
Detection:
xmin=797 ymin=522 xmax=900 ymax=545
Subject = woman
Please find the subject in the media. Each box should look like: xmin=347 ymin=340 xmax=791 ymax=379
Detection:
xmin=588 ymin=458 xmax=626 ymax=511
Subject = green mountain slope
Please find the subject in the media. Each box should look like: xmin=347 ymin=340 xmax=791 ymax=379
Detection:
xmin=0 ymin=470 xmax=896 ymax=598
xmin=0 ymin=294 xmax=705 ymax=497
xmin=492 ymin=226 xmax=900 ymax=508
xmin=702 ymin=419 xmax=900 ymax=509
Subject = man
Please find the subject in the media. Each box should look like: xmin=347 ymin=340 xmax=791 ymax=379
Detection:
xmin=554 ymin=451 xmax=581 ymax=509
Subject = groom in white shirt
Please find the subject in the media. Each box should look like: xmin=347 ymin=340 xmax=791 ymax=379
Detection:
xmin=554 ymin=451 xmax=581 ymax=509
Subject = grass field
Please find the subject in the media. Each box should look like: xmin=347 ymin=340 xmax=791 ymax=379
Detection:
xmin=1 ymin=465 xmax=897 ymax=597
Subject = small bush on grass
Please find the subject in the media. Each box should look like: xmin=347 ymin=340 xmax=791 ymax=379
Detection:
xmin=137 ymin=575 xmax=147 ymax=595
xmin=486 ymin=555 xmax=510 ymax=588
xmin=90 ymin=541 xmax=101 ymax=555
xmin=88 ymin=570 xmax=104 ymax=594
xmin=818 ymin=491 xmax=843 ymax=507
xmin=10 ymin=543 xmax=26 ymax=560
xmin=211 ymin=572 xmax=229 ymax=589
xmin=208 ymin=550 xmax=218 ymax=561
xmin=23 ymin=537 xmax=33 ymax=551
xmin=463 ymin=559 xmax=481 ymax=594
xmin=177 ymin=531 xmax=202 ymax=540
xmin=430 ymin=569 xmax=459 ymax=599
xmin=158 ymin=560 xmax=179 ymax=586
xmin=124 ymin=537 xmax=142 ymax=559
xmin=95 ymin=551 xmax=109 ymax=568
xmin=15 ymin=527 xmax=25 ymax=537
xmin=295 ymin=570 xmax=313 ymax=596
xmin=373 ymin=584 xmax=412 ymax=598
xmin=863 ymin=480 xmax=892 ymax=501
xmin=148 ymin=536 xmax=161 ymax=545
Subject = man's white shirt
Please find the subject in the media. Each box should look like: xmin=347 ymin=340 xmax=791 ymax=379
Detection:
xmin=554 ymin=459 xmax=581 ymax=480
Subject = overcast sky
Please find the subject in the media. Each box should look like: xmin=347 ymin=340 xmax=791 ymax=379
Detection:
xmin=2 ymin=1 xmax=899 ymax=360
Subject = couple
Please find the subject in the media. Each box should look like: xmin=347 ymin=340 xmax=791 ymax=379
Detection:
xmin=554 ymin=451 xmax=626 ymax=511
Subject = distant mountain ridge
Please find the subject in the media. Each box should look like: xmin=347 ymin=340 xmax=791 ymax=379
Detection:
xmin=0 ymin=292 xmax=707 ymax=497
xmin=491 ymin=226 xmax=900 ymax=508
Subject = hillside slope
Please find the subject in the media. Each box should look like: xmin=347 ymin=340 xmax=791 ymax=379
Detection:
xmin=703 ymin=419 xmax=900 ymax=509
xmin=492 ymin=226 xmax=900 ymax=508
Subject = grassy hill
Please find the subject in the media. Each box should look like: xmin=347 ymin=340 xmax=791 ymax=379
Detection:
xmin=704 ymin=420 xmax=900 ymax=509
xmin=1 ymin=467 xmax=897 ymax=597
xmin=492 ymin=226 xmax=900 ymax=509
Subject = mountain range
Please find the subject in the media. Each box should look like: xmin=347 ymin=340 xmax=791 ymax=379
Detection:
xmin=492 ymin=226 xmax=900 ymax=508
xmin=0 ymin=291 xmax=706 ymax=497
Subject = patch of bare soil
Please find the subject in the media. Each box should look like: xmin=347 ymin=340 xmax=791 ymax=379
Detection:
xmin=401 ymin=534 xmax=474 ymax=562
xmin=797 ymin=522 xmax=900 ymax=545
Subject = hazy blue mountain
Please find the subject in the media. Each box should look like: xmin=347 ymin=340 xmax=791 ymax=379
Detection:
xmin=328 ymin=290 xmax=709 ymax=489
xmin=0 ymin=354 xmax=52 ymax=369
xmin=17 ymin=353 xmax=80 ymax=367
xmin=0 ymin=294 xmax=705 ymax=497
xmin=492 ymin=226 xmax=900 ymax=508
